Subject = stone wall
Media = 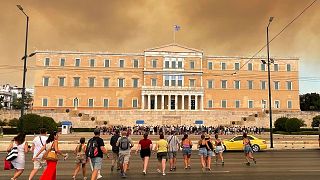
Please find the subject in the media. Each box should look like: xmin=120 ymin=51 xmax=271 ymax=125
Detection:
xmin=1 ymin=109 xmax=319 ymax=128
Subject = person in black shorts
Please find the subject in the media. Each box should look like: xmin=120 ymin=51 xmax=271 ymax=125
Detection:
xmin=136 ymin=133 xmax=153 ymax=175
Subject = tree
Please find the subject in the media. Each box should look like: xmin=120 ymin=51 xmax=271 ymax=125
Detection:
xmin=300 ymin=93 xmax=320 ymax=111
xmin=285 ymin=118 xmax=305 ymax=133
xmin=8 ymin=118 xmax=19 ymax=127
xmin=311 ymin=115 xmax=320 ymax=127
xmin=11 ymin=92 xmax=33 ymax=110
xmin=274 ymin=117 xmax=289 ymax=131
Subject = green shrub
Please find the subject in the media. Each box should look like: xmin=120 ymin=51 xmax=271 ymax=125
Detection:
xmin=285 ymin=118 xmax=304 ymax=133
xmin=8 ymin=118 xmax=19 ymax=127
xmin=274 ymin=117 xmax=289 ymax=131
xmin=0 ymin=119 xmax=7 ymax=126
xmin=311 ymin=115 xmax=320 ymax=127
xmin=17 ymin=114 xmax=58 ymax=134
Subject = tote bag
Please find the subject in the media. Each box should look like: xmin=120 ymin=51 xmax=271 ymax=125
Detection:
xmin=43 ymin=142 xmax=58 ymax=162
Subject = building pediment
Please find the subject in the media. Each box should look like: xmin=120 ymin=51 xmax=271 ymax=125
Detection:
xmin=145 ymin=43 xmax=203 ymax=53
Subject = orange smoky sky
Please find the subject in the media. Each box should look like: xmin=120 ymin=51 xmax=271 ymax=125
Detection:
xmin=0 ymin=0 xmax=319 ymax=93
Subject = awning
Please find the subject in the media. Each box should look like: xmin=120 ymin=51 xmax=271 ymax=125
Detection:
xmin=61 ymin=121 xmax=72 ymax=126
xmin=136 ymin=120 xmax=145 ymax=124
xmin=195 ymin=120 xmax=204 ymax=125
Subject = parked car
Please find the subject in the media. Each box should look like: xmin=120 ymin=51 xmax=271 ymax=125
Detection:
xmin=223 ymin=135 xmax=267 ymax=152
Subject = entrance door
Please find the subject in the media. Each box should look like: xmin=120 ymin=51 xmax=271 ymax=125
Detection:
xmin=151 ymin=100 xmax=155 ymax=109
xmin=191 ymin=100 xmax=195 ymax=110
xmin=171 ymin=99 xmax=175 ymax=110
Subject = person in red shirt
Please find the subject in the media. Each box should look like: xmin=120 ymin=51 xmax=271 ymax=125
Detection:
xmin=136 ymin=133 xmax=153 ymax=175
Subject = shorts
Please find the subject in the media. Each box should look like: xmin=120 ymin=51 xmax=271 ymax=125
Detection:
xmin=168 ymin=151 xmax=177 ymax=159
xmin=76 ymin=158 xmax=87 ymax=164
xmin=207 ymin=150 xmax=214 ymax=157
xmin=119 ymin=152 xmax=131 ymax=164
xmin=33 ymin=159 xmax=46 ymax=169
xmin=157 ymin=152 xmax=168 ymax=161
xmin=182 ymin=148 xmax=192 ymax=156
xmin=215 ymin=146 xmax=224 ymax=154
xmin=244 ymin=145 xmax=253 ymax=154
xmin=112 ymin=152 xmax=119 ymax=160
xmin=91 ymin=157 xmax=102 ymax=170
xmin=140 ymin=149 xmax=151 ymax=159
xmin=198 ymin=147 xmax=207 ymax=156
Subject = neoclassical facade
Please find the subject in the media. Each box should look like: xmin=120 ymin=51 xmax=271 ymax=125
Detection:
xmin=33 ymin=44 xmax=299 ymax=112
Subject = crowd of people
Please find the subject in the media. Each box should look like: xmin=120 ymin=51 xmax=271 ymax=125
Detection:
xmin=5 ymin=128 xmax=257 ymax=180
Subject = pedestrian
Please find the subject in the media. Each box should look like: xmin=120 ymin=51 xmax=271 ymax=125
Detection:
xmin=166 ymin=131 xmax=180 ymax=171
xmin=33 ymin=131 xmax=68 ymax=180
xmin=116 ymin=130 xmax=134 ymax=178
xmin=72 ymin=137 xmax=87 ymax=180
xmin=181 ymin=134 xmax=192 ymax=169
xmin=155 ymin=133 xmax=168 ymax=176
xmin=7 ymin=133 xmax=28 ymax=180
xmin=243 ymin=133 xmax=256 ymax=166
xmin=198 ymin=134 xmax=208 ymax=171
xmin=29 ymin=128 xmax=48 ymax=180
xmin=110 ymin=130 xmax=120 ymax=172
xmin=86 ymin=128 xmax=108 ymax=180
xmin=205 ymin=135 xmax=214 ymax=171
xmin=136 ymin=133 xmax=152 ymax=175
xmin=214 ymin=134 xmax=224 ymax=165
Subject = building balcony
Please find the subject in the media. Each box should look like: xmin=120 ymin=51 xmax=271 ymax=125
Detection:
xmin=142 ymin=86 xmax=204 ymax=94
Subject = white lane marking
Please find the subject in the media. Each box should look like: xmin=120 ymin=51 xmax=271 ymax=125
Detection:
xmin=146 ymin=171 xmax=230 ymax=174
xmin=289 ymin=170 xmax=320 ymax=172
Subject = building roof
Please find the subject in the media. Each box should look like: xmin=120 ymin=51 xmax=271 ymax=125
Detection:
xmin=145 ymin=43 xmax=203 ymax=53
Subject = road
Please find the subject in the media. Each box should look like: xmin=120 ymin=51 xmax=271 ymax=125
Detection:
xmin=1 ymin=150 xmax=320 ymax=180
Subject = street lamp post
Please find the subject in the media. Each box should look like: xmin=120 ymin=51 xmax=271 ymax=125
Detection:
xmin=17 ymin=5 xmax=29 ymax=119
xmin=267 ymin=17 xmax=274 ymax=148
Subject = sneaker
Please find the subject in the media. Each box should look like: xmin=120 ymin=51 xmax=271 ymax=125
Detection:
xmin=121 ymin=173 xmax=127 ymax=178
xmin=173 ymin=166 xmax=177 ymax=171
xmin=157 ymin=169 xmax=161 ymax=173
xmin=111 ymin=165 xmax=114 ymax=172
xmin=246 ymin=162 xmax=250 ymax=166
xmin=170 ymin=168 xmax=173 ymax=171
xmin=188 ymin=165 xmax=191 ymax=169
xmin=142 ymin=171 xmax=147 ymax=175
xmin=97 ymin=174 xmax=102 ymax=179
xmin=222 ymin=161 xmax=225 ymax=166
xmin=83 ymin=177 xmax=87 ymax=180
xmin=162 ymin=173 xmax=166 ymax=176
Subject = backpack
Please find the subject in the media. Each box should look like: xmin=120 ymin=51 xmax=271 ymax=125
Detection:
xmin=110 ymin=135 xmax=120 ymax=152
xmin=119 ymin=137 xmax=130 ymax=150
xmin=86 ymin=138 xmax=99 ymax=158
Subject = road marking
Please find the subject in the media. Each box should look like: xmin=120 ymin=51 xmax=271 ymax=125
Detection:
xmin=289 ymin=170 xmax=320 ymax=172
xmin=146 ymin=171 xmax=230 ymax=174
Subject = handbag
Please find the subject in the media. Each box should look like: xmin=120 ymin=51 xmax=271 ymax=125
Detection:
xmin=6 ymin=146 xmax=18 ymax=161
xmin=43 ymin=142 xmax=58 ymax=161
xmin=4 ymin=159 xmax=14 ymax=170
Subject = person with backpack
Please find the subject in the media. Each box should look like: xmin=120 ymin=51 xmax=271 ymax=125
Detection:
xmin=29 ymin=128 xmax=47 ymax=180
xmin=116 ymin=130 xmax=134 ymax=178
xmin=86 ymin=128 xmax=108 ymax=180
xmin=166 ymin=131 xmax=180 ymax=171
xmin=72 ymin=137 xmax=87 ymax=180
xmin=110 ymin=130 xmax=120 ymax=172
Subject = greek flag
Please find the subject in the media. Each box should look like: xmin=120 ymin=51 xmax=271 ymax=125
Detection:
xmin=174 ymin=25 xmax=181 ymax=31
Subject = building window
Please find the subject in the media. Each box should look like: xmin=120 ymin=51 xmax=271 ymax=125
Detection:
xmin=221 ymin=62 xmax=226 ymax=70
xmin=43 ymin=77 xmax=49 ymax=86
xmin=274 ymin=100 xmax=280 ymax=109
xmin=165 ymin=60 xmax=170 ymax=68
xmin=208 ymin=100 xmax=213 ymax=108
xmin=44 ymin=58 xmax=50 ymax=67
xmin=118 ymin=78 xmax=124 ymax=88
xmin=286 ymin=64 xmax=291 ymax=71
xmin=287 ymin=100 xmax=292 ymax=109
xmin=287 ymin=81 xmax=292 ymax=90
xmin=132 ymin=99 xmax=138 ymax=108
xmin=171 ymin=61 xmax=176 ymax=69
xmin=118 ymin=99 xmax=123 ymax=108
xmin=171 ymin=75 xmax=176 ymax=86
xmin=164 ymin=76 xmax=170 ymax=86
xmin=58 ymin=77 xmax=65 ymax=87
xmin=133 ymin=59 xmax=139 ymax=68
xmin=178 ymin=76 xmax=183 ymax=86
xmin=58 ymin=99 xmax=63 ymax=107
xmin=221 ymin=100 xmax=227 ymax=108
xmin=90 ymin=59 xmax=95 ymax=67
xmin=189 ymin=79 xmax=195 ymax=87
xmin=248 ymin=80 xmax=253 ymax=90
xmin=132 ymin=78 xmax=138 ymax=88
xmin=274 ymin=64 xmax=279 ymax=71
xmin=234 ymin=80 xmax=240 ymax=89
xmin=104 ymin=78 xmax=109 ymax=87
xmin=73 ymin=77 xmax=80 ymax=87
xmin=178 ymin=61 xmax=183 ymax=69
xmin=88 ymin=77 xmax=95 ymax=87
xmin=221 ymin=80 xmax=227 ymax=89
xmin=274 ymin=81 xmax=280 ymax=90
xmin=261 ymin=63 xmax=266 ymax=71
xmin=42 ymin=98 xmax=48 ymax=107
xmin=103 ymin=99 xmax=109 ymax=108
xmin=190 ymin=61 xmax=195 ymax=69
xmin=248 ymin=63 xmax=253 ymax=71
xmin=119 ymin=59 xmax=125 ymax=68
xmin=152 ymin=60 xmax=157 ymax=68
xmin=235 ymin=62 xmax=240 ymax=70
xmin=88 ymin=99 xmax=94 ymax=107
xmin=60 ymin=58 xmax=65 ymax=67
xmin=75 ymin=58 xmax=80 ymax=67
xmin=248 ymin=100 xmax=254 ymax=108
xmin=208 ymin=62 xmax=213 ymax=70
xmin=73 ymin=98 xmax=79 ymax=107
xmin=208 ymin=80 xmax=213 ymax=89
xmin=262 ymin=100 xmax=267 ymax=109
xmin=235 ymin=100 xmax=240 ymax=108
xmin=261 ymin=81 xmax=266 ymax=90
xmin=151 ymin=78 xmax=157 ymax=86
xmin=104 ymin=59 xmax=110 ymax=67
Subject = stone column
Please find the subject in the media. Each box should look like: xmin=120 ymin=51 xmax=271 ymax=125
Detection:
xmin=148 ymin=94 xmax=151 ymax=110
xmin=142 ymin=94 xmax=145 ymax=110
xmin=175 ymin=95 xmax=178 ymax=110
xmin=195 ymin=95 xmax=198 ymax=110
xmin=188 ymin=95 xmax=191 ymax=110
xmin=182 ymin=95 xmax=184 ymax=110
xmin=155 ymin=95 xmax=158 ymax=110
xmin=161 ymin=95 xmax=164 ymax=110
xmin=201 ymin=95 xmax=204 ymax=111
xmin=168 ymin=95 xmax=171 ymax=110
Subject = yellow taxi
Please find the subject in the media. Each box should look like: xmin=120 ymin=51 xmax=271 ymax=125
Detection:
xmin=222 ymin=135 xmax=267 ymax=152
